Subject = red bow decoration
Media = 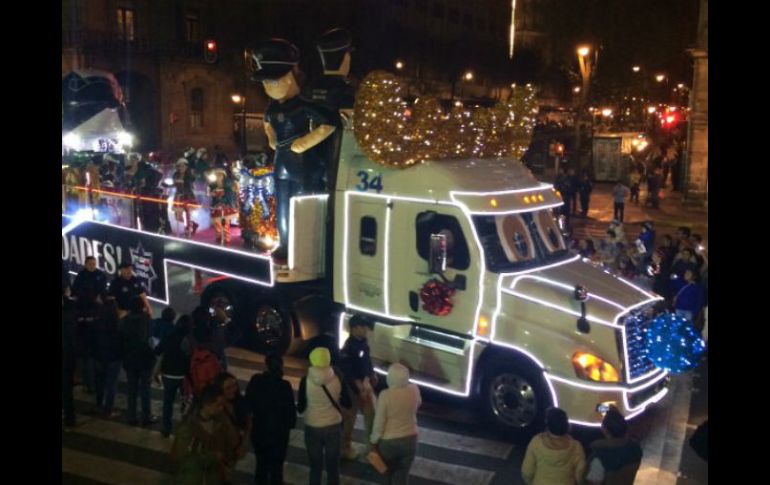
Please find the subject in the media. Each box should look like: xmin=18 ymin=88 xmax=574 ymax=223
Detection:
xmin=419 ymin=278 xmax=456 ymax=316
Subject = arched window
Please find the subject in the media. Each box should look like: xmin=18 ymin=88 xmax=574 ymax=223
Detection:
xmin=190 ymin=88 xmax=204 ymax=128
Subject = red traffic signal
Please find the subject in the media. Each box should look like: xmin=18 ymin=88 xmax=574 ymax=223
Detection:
xmin=204 ymin=40 xmax=217 ymax=63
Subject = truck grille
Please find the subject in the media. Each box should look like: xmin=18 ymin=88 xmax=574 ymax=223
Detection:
xmin=623 ymin=312 xmax=658 ymax=381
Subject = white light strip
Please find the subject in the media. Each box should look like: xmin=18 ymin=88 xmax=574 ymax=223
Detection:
xmin=545 ymin=369 xmax=668 ymax=394
xmin=63 ymin=213 xmax=275 ymax=262
xmin=288 ymin=194 xmax=329 ymax=271
xmin=384 ymin=197 xmax=392 ymax=314
xmin=460 ymin=201 xmax=564 ymax=215
xmin=509 ymin=274 xmax=626 ymax=311
xmin=625 ymin=388 xmax=669 ymax=417
xmin=450 ymin=185 xmax=553 ymax=198
xmin=346 ymin=303 xmax=413 ymax=322
xmin=503 ymin=288 xmax=620 ymax=328
xmin=62 ymin=217 xmax=86 ymax=236
xmin=569 ymin=419 xmax=603 ymax=428
xmin=338 ymin=312 xmax=347 ymax=350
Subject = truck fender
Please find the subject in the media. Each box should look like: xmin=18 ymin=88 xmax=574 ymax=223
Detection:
xmin=472 ymin=344 xmax=547 ymax=397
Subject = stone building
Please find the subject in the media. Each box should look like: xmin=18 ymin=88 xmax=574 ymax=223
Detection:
xmin=685 ymin=0 xmax=707 ymax=206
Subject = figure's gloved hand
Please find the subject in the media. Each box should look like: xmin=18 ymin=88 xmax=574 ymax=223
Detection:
xmin=290 ymin=125 xmax=336 ymax=154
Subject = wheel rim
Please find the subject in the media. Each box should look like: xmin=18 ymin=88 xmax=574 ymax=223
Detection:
xmin=209 ymin=294 xmax=234 ymax=321
xmin=254 ymin=306 xmax=285 ymax=349
xmin=489 ymin=372 xmax=539 ymax=428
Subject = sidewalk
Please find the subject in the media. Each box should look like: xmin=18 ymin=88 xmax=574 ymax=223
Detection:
xmin=553 ymin=182 xmax=708 ymax=243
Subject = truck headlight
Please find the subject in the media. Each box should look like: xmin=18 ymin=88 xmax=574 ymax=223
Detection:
xmin=572 ymin=352 xmax=620 ymax=382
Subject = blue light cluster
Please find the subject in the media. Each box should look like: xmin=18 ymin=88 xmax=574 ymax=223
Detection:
xmin=645 ymin=313 xmax=706 ymax=374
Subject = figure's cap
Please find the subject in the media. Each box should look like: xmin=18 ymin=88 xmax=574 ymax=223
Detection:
xmin=118 ymin=261 xmax=133 ymax=269
xmin=245 ymin=39 xmax=300 ymax=81
xmin=317 ymin=28 xmax=353 ymax=54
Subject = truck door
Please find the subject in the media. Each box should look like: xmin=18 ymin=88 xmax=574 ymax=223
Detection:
xmin=344 ymin=194 xmax=388 ymax=314
xmin=388 ymin=203 xmax=480 ymax=335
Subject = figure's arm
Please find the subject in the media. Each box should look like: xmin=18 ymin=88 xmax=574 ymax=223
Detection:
xmin=290 ymin=125 xmax=336 ymax=154
xmin=264 ymin=122 xmax=277 ymax=151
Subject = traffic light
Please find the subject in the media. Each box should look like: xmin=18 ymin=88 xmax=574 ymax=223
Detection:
xmin=204 ymin=40 xmax=218 ymax=63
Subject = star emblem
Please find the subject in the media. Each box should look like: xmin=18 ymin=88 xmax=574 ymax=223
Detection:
xmin=130 ymin=242 xmax=157 ymax=295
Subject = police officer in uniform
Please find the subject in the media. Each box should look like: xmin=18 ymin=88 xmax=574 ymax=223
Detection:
xmin=107 ymin=262 xmax=152 ymax=317
xmin=72 ymin=256 xmax=108 ymax=301
xmin=246 ymin=39 xmax=337 ymax=260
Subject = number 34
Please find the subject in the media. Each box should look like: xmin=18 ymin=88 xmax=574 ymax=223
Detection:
xmin=356 ymin=171 xmax=383 ymax=193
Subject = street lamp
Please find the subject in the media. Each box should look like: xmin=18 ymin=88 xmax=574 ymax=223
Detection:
xmin=464 ymin=71 xmax=474 ymax=81
xmin=655 ymin=74 xmax=666 ymax=83
xmin=231 ymin=93 xmax=246 ymax=155
xmin=575 ymin=44 xmax=594 ymax=170
xmin=573 ymin=86 xmax=581 ymax=94
xmin=632 ymin=65 xmax=641 ymax=72
xmin=395 ymin=60 xmax=404 ymax=70
xmin=601 ymin=108 xmax=613 ymax=117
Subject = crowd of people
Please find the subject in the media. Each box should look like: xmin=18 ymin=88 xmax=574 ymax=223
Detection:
xmin=63 ymin=144 xmax=248 ymax=243
xmin=522 ymin=406 xmax=643 ymax=485
xmin=63 ymin=259 xmax=423 ymax=485
xmin=571 ymin=221 xmax=708 ymax=333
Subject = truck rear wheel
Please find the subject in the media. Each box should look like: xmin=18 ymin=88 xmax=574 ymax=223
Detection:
xmin=250 ymin=300 xmax=301 ymax=355
xmin=480 ymin=358 xmax=551 ymax=438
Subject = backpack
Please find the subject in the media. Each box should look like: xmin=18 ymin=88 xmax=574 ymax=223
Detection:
xmin=189 ymin=348 xmax=221 ymax=396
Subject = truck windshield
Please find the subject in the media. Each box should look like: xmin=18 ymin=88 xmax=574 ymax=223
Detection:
xmin=472 ymin=210 xmax=569 ymax=273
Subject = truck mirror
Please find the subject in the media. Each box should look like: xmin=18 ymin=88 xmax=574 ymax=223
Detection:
xmin=429 ymin=233 xmax=447 ymax=274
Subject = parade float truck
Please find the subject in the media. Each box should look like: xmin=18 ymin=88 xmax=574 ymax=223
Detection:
xmin=62 ymin=118 xmax=670 ymax=435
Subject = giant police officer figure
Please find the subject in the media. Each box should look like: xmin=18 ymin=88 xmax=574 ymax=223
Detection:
xmin=246 ymin=39 xmax=336 ymax=259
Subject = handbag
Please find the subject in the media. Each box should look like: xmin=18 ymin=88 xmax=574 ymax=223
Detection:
xmin=367 ymin=449 xmax=388 ymax=474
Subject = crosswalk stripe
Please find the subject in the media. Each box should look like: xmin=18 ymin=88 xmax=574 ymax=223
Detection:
xmin=62 ymin=448 xmax=168 ymax=485
xmin=70 ymin=387 xmax=499 ymax=485
xmin=68 ymin=412 xmax=378 ymax=485
xmin=108 ymin=357 xmax=512 ymax=460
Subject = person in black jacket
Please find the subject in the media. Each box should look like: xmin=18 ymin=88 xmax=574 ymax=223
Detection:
xmin=63 ymin=296 xmax=78 ymax=428
xmin=72 ymin=256 xmax=108 ymax=301
xmin=91 ymin=300 xmax=123 ymax=418
xmin=245 ymin=354 xmax=297 ymax=485
xmin=155 ymin=315 xmax=192 ymax=437
xmin=120 ymin=297 xmax=158 ymax=426
xmin=340 ymin=315 xmax=377 ymax=460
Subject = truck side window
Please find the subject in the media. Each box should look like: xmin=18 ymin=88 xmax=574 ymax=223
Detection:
xmin=415 ymin=212 xmax=470 ymax=270
xmin=360 ymin=216 xmax=377 ymax=256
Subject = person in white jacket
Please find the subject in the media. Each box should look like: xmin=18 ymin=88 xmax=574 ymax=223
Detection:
xmin=297 ymin=347 xmax=351 ymax=485
xmin=369 ymin=363 xmax=422 ymax=485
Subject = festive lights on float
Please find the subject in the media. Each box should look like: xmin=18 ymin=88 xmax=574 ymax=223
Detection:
xmin=353 ymin=71 xmax=538 ymax=168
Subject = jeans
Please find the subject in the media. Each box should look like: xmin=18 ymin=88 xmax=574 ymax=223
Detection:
xmin=305 ymin=424 xmax=342 ymax=485
xmin=613 ymin=202 xmax=625 ymax=222
xmin=93 ymin=359 xmax=121 ymax=413
xmin=253 ymin=434 xmax=290 ymax=485
xmin=379 ymin=435 xmax=418 ymax=485
xmin=342 ymin=386 xmax=375 ymax=455
xmin=125 ymin=368 xmax=153 ymax=423
xmin=162 ymin=376 xmax=184 ymax=435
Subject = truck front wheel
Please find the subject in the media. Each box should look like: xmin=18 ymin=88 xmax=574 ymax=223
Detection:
xmin=252 ymin=301 xmax=296 ymax=355
xmin=480 ymin=359 xmax=551 ymax=437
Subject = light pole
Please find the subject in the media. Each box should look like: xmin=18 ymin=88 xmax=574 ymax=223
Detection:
xmin=575 ymin=45 xmax=594 ymax=171
xmin=450 ymin=70 xmax=474 ymax=101
xmin=231 ymin=94 xmax=246 ymax=156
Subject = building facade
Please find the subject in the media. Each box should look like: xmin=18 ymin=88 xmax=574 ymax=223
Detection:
xmin=62 ymin=0 xmax=550 ymax=155
xmin=684 ymin=0 xmax=707 ymax=205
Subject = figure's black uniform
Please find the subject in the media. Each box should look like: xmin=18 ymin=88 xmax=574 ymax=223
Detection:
xmin=265 ymin=96 xmax=333 ymax=249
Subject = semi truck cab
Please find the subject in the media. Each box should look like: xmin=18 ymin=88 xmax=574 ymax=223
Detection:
xmin=332 ymin=120 xmax=669 ymax=432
